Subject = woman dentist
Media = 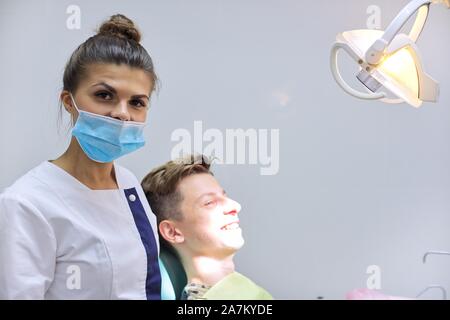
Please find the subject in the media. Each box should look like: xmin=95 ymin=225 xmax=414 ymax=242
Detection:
xmin=0 ymin=14 xmax=161 ymax=299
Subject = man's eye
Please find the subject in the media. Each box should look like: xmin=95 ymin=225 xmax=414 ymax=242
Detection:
xmin=95 ymin=91 xmax=113 ymax=100
xmin=205 ymin=200 xmax=216 ymax=207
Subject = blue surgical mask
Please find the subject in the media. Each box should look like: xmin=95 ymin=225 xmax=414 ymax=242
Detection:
xmin=70 ymin=94 xmax=146 ymax=163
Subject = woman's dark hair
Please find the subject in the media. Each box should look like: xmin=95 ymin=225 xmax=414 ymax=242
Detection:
xmin=63 ymin=14 xmax=157 ymax=94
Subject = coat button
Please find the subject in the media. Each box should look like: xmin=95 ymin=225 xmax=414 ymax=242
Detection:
xmin=128 ymin=194 xmax=136 ymax=202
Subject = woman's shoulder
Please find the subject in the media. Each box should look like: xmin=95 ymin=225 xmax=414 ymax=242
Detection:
xmin=0 ymin=163 xmax=57 ymax=242
xmin=0 ymin=161 xmax=60 ymax=205
xmin=2 ymin=162 xmax=49 ymax=192
xmin=114 ymin=163 xmax=136 ymax=179
xmin=114 ymin=163 xmax=143 ymax=189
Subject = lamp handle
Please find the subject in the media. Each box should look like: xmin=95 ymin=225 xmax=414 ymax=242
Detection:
xmin=380 ymin=97 xmax=404 ymax=104
xmin=330 ymin=43 xmax=386 ymax=101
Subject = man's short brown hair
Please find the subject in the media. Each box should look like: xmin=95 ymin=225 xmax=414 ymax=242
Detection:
xmin=141 ymin=154 xmax=213 ymax=223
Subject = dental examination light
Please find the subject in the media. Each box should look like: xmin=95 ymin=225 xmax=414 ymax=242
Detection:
xmin=331 ymin=0 xmax=450 ymax=107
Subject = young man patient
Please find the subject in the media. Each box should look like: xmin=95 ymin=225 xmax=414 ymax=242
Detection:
xmin=141 ymin=154 xmax=272 ymax=300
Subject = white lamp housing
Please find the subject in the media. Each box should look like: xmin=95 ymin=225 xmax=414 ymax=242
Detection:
xmin=331 ymin=0 xmax=449 ymax=107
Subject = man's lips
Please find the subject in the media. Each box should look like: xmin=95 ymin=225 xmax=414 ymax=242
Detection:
xmin=221 ymin=221 xmax=240 ymax=230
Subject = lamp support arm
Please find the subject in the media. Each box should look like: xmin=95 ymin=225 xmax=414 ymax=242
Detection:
xmin=365 ymin=0 xmax=449 ymax=65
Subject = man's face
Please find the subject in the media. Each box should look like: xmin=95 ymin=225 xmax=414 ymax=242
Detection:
xmin=175 ymin=173 xmax=244 ymax=258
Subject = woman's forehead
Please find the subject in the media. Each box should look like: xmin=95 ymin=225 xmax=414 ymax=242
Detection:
xmin=82 ymin=63 xmax=153 ymax=93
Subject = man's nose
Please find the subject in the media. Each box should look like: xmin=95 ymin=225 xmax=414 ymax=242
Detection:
xmin=110 ymin=101 xmax=131 ymax=121
xmin=224 ymin=198 xmax=241 ymax=216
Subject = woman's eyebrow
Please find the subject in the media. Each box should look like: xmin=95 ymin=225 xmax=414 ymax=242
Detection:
xmin=132 ymin=94 xmax=150 ymax=100
xmin=91 ymin=82 xmax=117 ymax=93
xmin=91 ymin=82 xmax=149 ymax=100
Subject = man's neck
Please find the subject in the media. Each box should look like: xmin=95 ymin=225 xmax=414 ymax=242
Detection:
xmin=183 ymin=255 xmax=236 ymax=287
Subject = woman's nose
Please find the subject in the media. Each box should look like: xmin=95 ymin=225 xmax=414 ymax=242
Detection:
xmin=224 ymin=198 xmax=241 ymax=216
xmin=110 ymin=101 xmax=131 ymax=121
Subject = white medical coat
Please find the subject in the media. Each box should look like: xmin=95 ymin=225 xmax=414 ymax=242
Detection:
xmin=0 ymin=161 xmax=161 ymax=299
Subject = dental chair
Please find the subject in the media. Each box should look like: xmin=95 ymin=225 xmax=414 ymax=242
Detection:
xmin=159 ymin=241 xmax=187 ymax=300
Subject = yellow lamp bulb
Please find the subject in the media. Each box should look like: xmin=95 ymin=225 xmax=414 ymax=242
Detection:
xmin=379 ymin=48 xmax=419 ymax=98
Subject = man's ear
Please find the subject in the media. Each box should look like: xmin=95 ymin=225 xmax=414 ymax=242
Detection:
xmin=159 ymin=220 xmax=184 ymax=244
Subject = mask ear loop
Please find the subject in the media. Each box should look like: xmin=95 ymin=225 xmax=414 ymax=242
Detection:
xmin=69 ymin=93 xmax=81 ymax=113
xmin=68 ymin=93 xmax=81 ymax=127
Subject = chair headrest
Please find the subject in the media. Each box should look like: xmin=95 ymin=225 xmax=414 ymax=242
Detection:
xmin=159 ymin=243 xmax=187 ymax=300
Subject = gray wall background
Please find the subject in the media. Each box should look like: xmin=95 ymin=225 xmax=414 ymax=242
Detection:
xmin=1 ymin=0 xmax=450 ymax=299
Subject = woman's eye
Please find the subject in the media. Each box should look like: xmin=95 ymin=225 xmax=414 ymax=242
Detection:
xmin=130 ymin=99 xmax=146 ymax=108
xmin=95 ymin=91 xmax=113 ymax=100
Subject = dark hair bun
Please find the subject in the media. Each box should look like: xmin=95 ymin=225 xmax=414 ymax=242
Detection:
xmin=98 ymin=14 xmax=141 ymax=43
